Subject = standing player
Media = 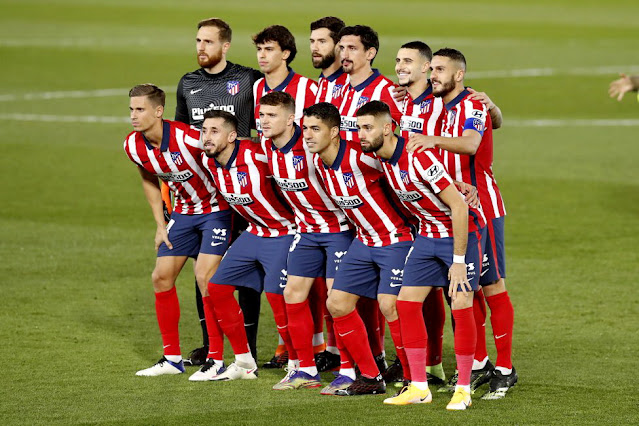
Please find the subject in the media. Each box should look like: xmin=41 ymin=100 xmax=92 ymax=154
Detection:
xmin=123 ymin=84 xmax=231 ymax=378
xmin=257 ymin=91 xmax=354 ymax=390
xmin=406 ymin=48 xmax=517 ymax=399
xmin=174 ymin=17 xmax=263 ymax=365
xmin=352 ymin=100 xmax=485 ymax=410
xmin=253 ymin=25 xmax=318 ymax=140
xmin=200 ymin=110 xmax=298 ymax=381
xmin=305 ymin=102 xmax=414 ymax=396
xmin=310 ymin=17 xmax=349 ymax=106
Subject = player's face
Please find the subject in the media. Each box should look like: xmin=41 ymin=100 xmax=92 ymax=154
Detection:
xmin=256 ymin=41 xmax=289 ymax=74
xmin=259 ymin=104 xmax=294 ymax=139
xmin=303 ymin=116 xmax=335 ymax=154
xmin=395 ymin=48 xmax=429 ymax=87
xmin=357 ymin=115 xmax=384 ymax=153
xmin=129 ymin=96 xmax=162 ymax=132
xmin=310 ymin=28 xmax=337 ymax=70
xmin=202 ymin=117 xmax=234 ymax=158
xmin=431 ymin=56 xmax=460 ymax=98
xmin=196 ymin=26 xmax=228 ymax=69
xmin=339 ymin=35 xmax=374 ymax=74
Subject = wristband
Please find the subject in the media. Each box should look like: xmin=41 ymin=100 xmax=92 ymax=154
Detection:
xmin=453 ymin=254 xmax=465 ymax=264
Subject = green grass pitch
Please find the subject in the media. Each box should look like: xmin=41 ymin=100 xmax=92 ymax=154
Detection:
xmin=1 ymin=0 xmax=638 ymax=424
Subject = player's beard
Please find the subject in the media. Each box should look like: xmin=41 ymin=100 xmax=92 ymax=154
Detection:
xmin=312 ymin=52 xmax=336 ymax=70
xmin=360 ymin=133 xmax=384 ymax=153
xmin=432 ymin=76 xmax=456 ymax=98
xmin=197 ymin=49 xmax=223 ymax=69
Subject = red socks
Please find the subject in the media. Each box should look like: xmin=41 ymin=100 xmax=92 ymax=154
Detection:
xmin=208 ymin=282 xmax=250 ymax=356
xmin=333 ymin=309 xmax=379 ymax=378
xmin=202 ymin=295 xmax=224 ymax=361
xmin=397 ymin=300 xmax=427 ymax=383
xmin=387 ymin=318 xmax=410 ymax=381
xmin=473 ymin=290 xmax=488 ymax=363
xmin=265 ymin=293 xmax=298 ymax=362
xmin=357 ymin=298 xmax=383 ymax=357
xmin=155 ymin=287 xmax=181 ymax=356
xmin=286 ymin=300 xmax=315 ymax=368
xmin=423 ymin=289 xmax=445 ymax=366
xmin=486 ymin=291 xmax=514 ymax=369
xmin=452 ymin=307 xmax=476 ymax=386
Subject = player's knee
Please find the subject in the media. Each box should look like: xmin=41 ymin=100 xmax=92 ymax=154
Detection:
xmin=482 ymin=279 xmax=506 ymax=297
xmin=377 ymin=296 xmax=397 ymax=319
xmin=151 ymin=269 xmax=174 ymax=292
xmin=326 ymin=293 xmax=349 ymax=318
xmin=451 ymin=292 xmax=474 ymax=310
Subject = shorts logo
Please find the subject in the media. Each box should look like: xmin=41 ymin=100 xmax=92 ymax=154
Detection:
xmin=227 ymin=81 xmax=240 ymax=96
xmin=170 ymin=152 xmax=183 ymax=166
xmin=334 ymin=251 xmax=347 ymax=259
xmin=356 ymin=96 xmax=370 ymax=109
xmin=213 ymin=228 xmax=227 ymax=236
xmin=343 ymin=172 xmax=355 ymax=189
xmin=467 ymin=263 xmax=475 ymax=271
xmin=391 ymin=269 xmax=404 ymax=276
xmin=237 ymin=171 xmax=249 ymax=187
xmin=400 ymin=170 xmax=410 ymax=185
xmin=293 ymin=155 xmax=305 ymax=172
xmin=420 ymin=99 xmax=432 ymax=114
xmin=281 ymin=269 xmax=288 ymax=276
xmin=332 ymin=84 xmax=343 ymax=98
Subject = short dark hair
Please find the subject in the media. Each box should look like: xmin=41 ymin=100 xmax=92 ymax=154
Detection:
xmin=355 ymin=100 xmax=392 ymax=122
xmin=400 ymin=41 xmax=432 ymax=62
xmin=338 ymin=25 xmax=379 ymax=54
xmin=259 ymin=91 xmax=295 ymax=113
xmin=253 ymin=25 xmax=297 ymax=65
xmin=433 ymin=47 xmax=466 ymax=70
xmin=203 ymin=109 xmax=238 ymax=132
xmin=129 ymin=84 xmax=165 ymax=107
xmin=197 ymin=18 xmax=232 ymax=42
xmin=310 ymin=16 xmax=346 ymax=44
xmin=303 ymin=102 xmax=341 ymax=129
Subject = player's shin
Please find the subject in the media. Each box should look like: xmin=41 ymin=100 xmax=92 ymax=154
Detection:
xmin=155 ymin=286 xmax=181 ymax=357
xmin=333 ymin=309 xmax=380 ymax=379
xmin=424 ymin=289 xmax=445 ymax=368
xmin=265 ymin=293 xmax=298 ymax=366
xmin=397 ymin=300 xmax=428 ymax=384
xmin=285 ymin=299 xmax=316 ymax=374
xmin=486 ymin=290 xmax=514 ymax=370
xmin=473 ymin=290 xmax=489 ymax=368
xmin=202 ymin=296 xmax=224 ymax=362
xmin=208 ymin=283 xmax=253 ymax=365
xmin=451 ymin=304 xmax=476 ymax=390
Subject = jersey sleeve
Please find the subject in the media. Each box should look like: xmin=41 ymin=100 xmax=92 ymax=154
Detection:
xmin=413 ymin=150 xmax=453 ymax=194
xmin=174 ymin=76 xmax=189 ymax=124
xmin=462 ymin=100 xmax=488 ymax=136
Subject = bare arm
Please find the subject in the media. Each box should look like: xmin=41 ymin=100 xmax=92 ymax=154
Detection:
xmin=467 ymin=88 xmax=503 ymax=129
xmin=138 ymin=166 xmax=173 ymax=250
xmin=406 ymin=129 xmax=482 ymax=155
xmin=438 ymin=184 xmax=470 ymax=300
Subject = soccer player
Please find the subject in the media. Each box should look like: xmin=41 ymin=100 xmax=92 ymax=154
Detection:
xmin=406 ymin=48 xmax=517 ymax=399
xmin=200 ymin=109 xmax=298 ymax=381
xmin=336 ymin=25 xmax=403 ymax=142
xmin=253 ymin=25 xmax=318 ymax=140
xmin=174 ymin=17 xmax=263 ymax=365
xmin=305 ymin=102 xmax=414 ymax=396
xmin=123 ymin=84 xmax=231 ymax=378
xmin=255 ymin=91 xmax=354 ymax=390
xmin=352 ymin=100 xmax=485 ymax=410
xmin=310 ymin=16 xmax=349 ymax=106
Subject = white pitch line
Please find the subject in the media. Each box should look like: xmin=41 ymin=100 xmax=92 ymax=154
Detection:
xmin=0 ymin=113 xmax=637 ymax=127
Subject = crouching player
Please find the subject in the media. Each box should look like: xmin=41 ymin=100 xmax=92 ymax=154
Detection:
xmin=355 ymin=101 xmax=486 ymax=410
xmin=200 ymin=110 xmax=298 ymax=381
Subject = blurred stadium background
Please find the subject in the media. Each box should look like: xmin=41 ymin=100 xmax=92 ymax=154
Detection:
xmin=1 ymin=0 xmax=638 ymax=423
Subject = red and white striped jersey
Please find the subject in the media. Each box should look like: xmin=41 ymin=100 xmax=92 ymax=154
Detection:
xmin=313 ymin=139 xmax=413 ymax=247
xmin=338 ymin=69 xmax=403 ymax=142
xmin=201 ymin=140 xmax=296 ymax=237
xmin=380 ymin=137 xmax=486 ymax=238
xmin=253 ymin=69 xmax=318 ymax=139
xmin=399 ymin=84 xmax=446 ymax=139
xmin=439 ymin=89 xmax=506 ymax=220
xmin=315 ymin=68 xmax=349 ymax=106
xmin=264 ymin=125 xmax=351 ymax=234
xmin=123 ymin=120 xmax=227 ymax=215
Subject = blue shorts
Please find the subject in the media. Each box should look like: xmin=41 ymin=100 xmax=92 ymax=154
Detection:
xmin=332 ymin=239 xmax=413 ymax=298
xmin=287 ymin=231 xmax=354 ymax=279
xmin=158 ymin=211 xmax=232 ymax=258
xmin=480 ymin=216 xmax=506 ymax=285
xmin=403 ymin=228 xmax=486 ymax=291
xmin=210 ymin=232 xmax=293 ymax=295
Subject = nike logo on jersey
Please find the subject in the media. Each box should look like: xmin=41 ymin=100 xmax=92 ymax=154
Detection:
xmin=190 ymin=88 xmax=203 ymax=94
xmin=338 ymin=330 xmax=354 ymax=337
xmin=495 ymin=333 xmax=508 ymax=340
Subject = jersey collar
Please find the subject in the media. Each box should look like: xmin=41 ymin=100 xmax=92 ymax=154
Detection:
xmin=215 ymin=139 xmax=241 ymax=170
xmin=142 ymin=120 xmax=171 ymax=151
xmin=382 ymin=136 xmax=405 ymax=166
xmin=272 ymin=123 xmax=301 ymax=154
xmin=265 ymin=68 xmax=296 ymax=92
xmin=320 ymin=68 xmax=345 ymax=82
xmin=351 ymin=69 xmax=381 ymax=92
xmin=326 ymin=138 xmax=348 ymax=170
xmin=412 ymin=82 xmax=433 ymax=104
xmin=444 ymin=89 xmax=470 ymax=110
xmin=199 ymin=61 xmax=233 ymax=79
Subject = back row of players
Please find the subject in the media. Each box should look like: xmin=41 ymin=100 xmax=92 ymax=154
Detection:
xmin=124 ymin=17 xmax=516 ymax=410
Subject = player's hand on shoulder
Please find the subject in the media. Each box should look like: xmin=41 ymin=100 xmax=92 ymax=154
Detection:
xmin=466 ymin=88 xmax=496 ymax=111
xmin=454 ymin=181 xmax=480 ymax=208
xmin=391 ymin=85 xmax=407 ymax=102
xmin=406 ymin=133 xmax=435 ymax=153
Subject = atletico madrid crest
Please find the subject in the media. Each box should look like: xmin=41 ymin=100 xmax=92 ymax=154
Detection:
xmin=356 ymin=96 xmax=370 ymax=109
xmin=400 ymin=170 xmax=410 ymax=185
xmin=227 ymin=81 xmax=240 ymax=96
xmin=332 ymin=84 xmax=343 ymax=98
xmin=343 ymin=172 xmax=355 ymax=188
xmin=420 ymin=99 xmax=432 ymax=114
xmin=237 ymin=171 xmax=249 ymax=187
xmin=292 ymin=156 xmax=305 ymax=172
xmin=170 ymin=151 xmax=183 ymax=166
